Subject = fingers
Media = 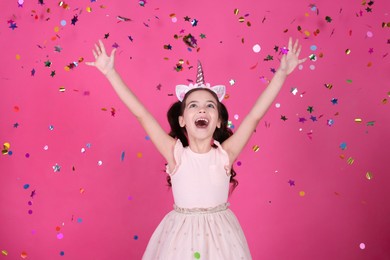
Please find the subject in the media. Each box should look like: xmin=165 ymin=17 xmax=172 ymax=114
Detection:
xmin=293 ymin=39 xmax=299 ymax=53
xmin=92 ymin=49 xmax=98 ymax=59
xmin=99 ymin=39 xmax=107 ymax=55
xmin=296 ymin=45 xmax=302 ymax=57
xmin=110 ymin=48 xmax=117 ymax=59
xmin=298 ymin=57 xmax=307 ymax=64
xmin=94 ymin=43 xmax=101 ymax=55
xmin=85 ymin=61 xmax=95 ymax=66
xmin=288 ymin=37 xmax=292 ymax=51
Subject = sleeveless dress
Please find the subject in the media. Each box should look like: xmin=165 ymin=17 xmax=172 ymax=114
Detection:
xmin=142 ymin=139 xmax=252 ymax=260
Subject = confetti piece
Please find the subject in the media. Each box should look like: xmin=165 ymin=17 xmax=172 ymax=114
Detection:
xmin=324 ymin=83 xmax=333 ymax=89
xmin=366 ymin=172 xmax=373 ymax=180
xmin=137 ymin=152 xmax=142 ymax=158
xmin=98 ymin=160 xmax=103 ymax=166
xmin=60 ymin=251 xmax=65 ymax=256
xmin=299 ymin=191 xmax=305 ymax=197
xmin=1 ymin=250 xmax=8 ymax=256
xmin=60 ymin=20 xmax=66 ymax=26
xmin=234 ymin=8 xmax=239 ymax=15
xmin=57 ymin=233 xmax=64 ymax=239
xmin=340 ymin=142 xmax=347 ymax=150
xmin=366 ymin=121 xmax=375 ymax=126
xmin=86 ymin=6 xmax=92 ymax=12
xmin=291 ymin=88 xmax=298 ymax=95
xmin=275 ymin=103 xmax=280 ymax=108
xmin=252 ymin=44 xmax=261 ymax=53
xmin=345 ymin=49 xmax=351 ymax=55
xmin=360 ymin=243 xmax=366 ymax=250
xmin=327 ymin=119 xmax=334 ymax=126
xmin=121 ymin=151 xmax=125 ymax=161
xmin=49 ymin=125 xmax=54 ymax=130
xmin=53 ymin=164 xmax=61 ymax=172
xmin=134 ymin=235 xmax=139 ymax=240
xmin=23 ymin=184 xmax=30 ymax=189
xmin=347 ymin=157 xmax=354 ymax=165
xmin=354 ymin=118 xmax=362 ymax=123
xmin=252 ymin=145 xmax=260 ymax=152
xmin=80 ymin=188 xmax=85 ymax=194
xmin=21 ymin=252 xmax=28 ymax=259
xmin=194 ymin=252 xmax=201 ymax=259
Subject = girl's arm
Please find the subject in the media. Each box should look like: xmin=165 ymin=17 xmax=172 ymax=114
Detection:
xmin=86 ymin=40 xmax=176 ymax=164
xmin=222 ymin=37 xmax=306 ymax=163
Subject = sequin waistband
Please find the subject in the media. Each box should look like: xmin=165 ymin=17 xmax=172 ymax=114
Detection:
xmin=173 ymin=202 xmax=230 ymax=214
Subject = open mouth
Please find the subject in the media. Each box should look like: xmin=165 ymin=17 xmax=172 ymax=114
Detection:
xmin=195 ymin=118 xmax=209 ymax=128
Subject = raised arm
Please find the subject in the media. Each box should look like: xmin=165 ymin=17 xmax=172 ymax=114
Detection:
xmin=222 ymin=37 xmax=307 ymax=163
xmin=85 ymin=40 xmax=176 ymax=163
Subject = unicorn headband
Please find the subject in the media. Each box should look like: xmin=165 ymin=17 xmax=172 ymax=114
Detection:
xmin=175 ymin=61 xmax=226 ymax=102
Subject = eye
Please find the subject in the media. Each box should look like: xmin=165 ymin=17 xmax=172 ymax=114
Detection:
xmin=188 ymin=103 xmax=197 ymax=108
xmin=207 ymin=103 xmax=215 ymax=108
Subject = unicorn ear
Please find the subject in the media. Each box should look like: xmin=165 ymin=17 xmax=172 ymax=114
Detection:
xmin=210 ymin=85 xmax=226 ymax=102
xmin=176 ymin=84 xmax=190 ymax=102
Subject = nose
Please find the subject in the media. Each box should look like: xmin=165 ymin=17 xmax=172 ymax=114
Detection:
xmin=198 ymin=107 xmax=206 ymax=113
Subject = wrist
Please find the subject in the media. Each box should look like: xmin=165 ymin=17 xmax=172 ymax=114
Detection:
xmin=105 ymin=68 xmax=117 ymax=79
xmin=276 ymin=68 xmax=288 ymax=77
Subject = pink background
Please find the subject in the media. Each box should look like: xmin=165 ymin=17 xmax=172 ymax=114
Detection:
xmin=1 ymin=0 xmax=389 ymax=259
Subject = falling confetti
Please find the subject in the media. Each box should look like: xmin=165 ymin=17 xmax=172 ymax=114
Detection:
xmin=53 ymin=164 xmax=61 ymax=172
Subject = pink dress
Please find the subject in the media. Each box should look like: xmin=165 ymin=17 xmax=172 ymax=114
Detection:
xmin=142 ymin=139 xmax=252 ymax=260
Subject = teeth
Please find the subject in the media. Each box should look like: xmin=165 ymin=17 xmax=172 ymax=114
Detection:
xmin=195 ymin=118 xmax=209 ymax=127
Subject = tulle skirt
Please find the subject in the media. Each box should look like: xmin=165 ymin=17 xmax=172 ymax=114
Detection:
xmin=142 ymin=203 xmax=252 ymax=260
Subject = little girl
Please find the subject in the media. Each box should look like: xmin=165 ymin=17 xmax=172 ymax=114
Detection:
xmin=86 ymin=38 xmax=306 ymax=259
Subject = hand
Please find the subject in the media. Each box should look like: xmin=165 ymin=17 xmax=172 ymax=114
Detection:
xmin=85 ymin=40 xmax=117 ymax=76
xmin=279 ymin=37 xmax=307 ymax=75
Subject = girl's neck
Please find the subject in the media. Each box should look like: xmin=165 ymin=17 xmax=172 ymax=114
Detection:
xmin=187 ymin=137 xmax=214 ymax=154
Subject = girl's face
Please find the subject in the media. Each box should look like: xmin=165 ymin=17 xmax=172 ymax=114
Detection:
xmin=179 ymin=89 xmax=221 ymax=141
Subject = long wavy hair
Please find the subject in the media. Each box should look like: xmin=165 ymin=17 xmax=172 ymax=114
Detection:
xmin=166 ymin=88 xmax=239 ymax=192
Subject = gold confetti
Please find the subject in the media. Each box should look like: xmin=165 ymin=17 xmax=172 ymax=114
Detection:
xmin=252 ymin=145 xmax=260 ymax=152
xmin=16 ymin=54 xmax=21 ymax=60
xmin=345 ymin=49 xmax=351 ymax=54
xmin=137 ymin=152 xmax=143 ymax=158
xmin=383 ymin=98 xmax=388 ymax=104
xmin=1 ymin=250 xmax=8 ymax=256
xmin=86 ymin=6 xmax=92 ymax=12
xmin=238 ymin=17 xmax=245 ymax=23
xmin=299 ymin=191 xmax=306 ymax=197
xmin=234 ymin=8 xmax=239 ymax=15
xmin=365 ymin=172 xmax=373 ymax=180
xmin=59 ymin=87 xmax=65 ymax=92
xmin=347 ymin=157 xmax=354 ymax=165
xmin=354 ymin=118 xmax=362 ymax=123
xmin=325 ymin=83 xmax=333 ymax=89
xmin=304 ymin=30 xmax=310 ymax=36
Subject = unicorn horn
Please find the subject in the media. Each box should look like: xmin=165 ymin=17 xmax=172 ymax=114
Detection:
xmin=196 ymin=60 xmax=205 ymax=85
